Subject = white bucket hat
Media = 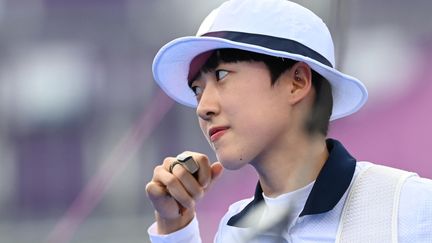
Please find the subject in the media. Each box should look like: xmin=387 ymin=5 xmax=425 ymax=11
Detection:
xmin=152 ymin=0 xmax=368 ymax=120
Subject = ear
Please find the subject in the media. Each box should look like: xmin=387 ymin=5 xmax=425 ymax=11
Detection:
xmin=287 ymin=62 xmax=313 ymax=104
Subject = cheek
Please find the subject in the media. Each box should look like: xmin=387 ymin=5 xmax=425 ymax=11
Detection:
xmin=198 ymin=119 xmax=210 ymax=142
xmin=210 ymin=109 xmax=288 ymax=169
xmin=235 ymin=107 xmax=289 ymax=147
xmin=198 ymin=119 xmax=205 ymax=133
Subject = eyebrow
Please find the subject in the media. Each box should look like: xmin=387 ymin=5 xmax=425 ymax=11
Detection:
xmin=187 ymin=51 xmax=230 ymax=89
xmin=187 ymin=62 xmax=221 ymax=89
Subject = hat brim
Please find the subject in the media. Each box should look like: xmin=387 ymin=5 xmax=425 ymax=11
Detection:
xmin=152 ymin=36 xmax=368 ymax=121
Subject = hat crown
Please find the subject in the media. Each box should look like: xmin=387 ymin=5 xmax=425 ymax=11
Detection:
xmin=152 ymin=0 xmax=368 ymax=120
xmin=197 ymin=0 xmax=335 ymax=67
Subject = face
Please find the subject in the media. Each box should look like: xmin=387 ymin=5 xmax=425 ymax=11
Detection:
xmin=190 ymin=61 xmax=296 ymax=170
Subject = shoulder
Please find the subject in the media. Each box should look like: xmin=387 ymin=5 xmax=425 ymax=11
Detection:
xmin=353 ymin=162 xmax=432 ymax=240
xmin=355 ymin=161 xmax=432 ymax=207
xmin=399 ymin=175 xmax=432 ymax=215
xmin=400 ymin=174 xmax=432 ymax=214
xmin=402 ymin=174 xmax=432 ymax=194
xmin=399 ymin=173 xmax=432 ymax=241
xmin=399 ymin=175 xmax=432 ymax=241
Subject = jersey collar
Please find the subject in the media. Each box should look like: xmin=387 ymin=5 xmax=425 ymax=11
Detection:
xmin=227 ymin=139 xmax=356 ymax=227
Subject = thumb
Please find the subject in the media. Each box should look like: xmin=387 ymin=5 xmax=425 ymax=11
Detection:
xmin=210 ymin=161 xmax=224 ymax=182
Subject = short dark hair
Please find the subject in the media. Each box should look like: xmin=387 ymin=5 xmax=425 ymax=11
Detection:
xmin=191 ymin=48 xmax=333 ymax=136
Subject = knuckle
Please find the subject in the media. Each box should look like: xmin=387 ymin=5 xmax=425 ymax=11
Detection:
xmin=145 ymin=181 xmax=153 ymax=191
xmin=194 ymin=154 xmax=209 ymax=165
xmin=195 ymin=153 xmax=208 ymax=161
xmin=165 ymin=176 xmax=177 ymax=188
xmin=172 ymin=165 xmax=188 ymax=179
xmin=189 ymin=199 xmax=196 ymax=208
xmin=179 ymin=197 xmax=195 ymax=209
xmin=145 ymin=182 xmax=162 ymax=200
xmin=162 ymin=157 xmax=175 ymax=165
xmin=145 ymin=182 xmax=152 ymax=194
xmin=153 ymin=165 xmax=161 ymax=174
xmin=153 ymin=165 xmax=164 ymax=177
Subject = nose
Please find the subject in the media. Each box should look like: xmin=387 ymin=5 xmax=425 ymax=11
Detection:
xmin=196 ymin=82 xmax=220 ymax=121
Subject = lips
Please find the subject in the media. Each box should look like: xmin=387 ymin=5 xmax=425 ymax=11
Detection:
xmin=208 ymin=126 xmax=229 ymax=142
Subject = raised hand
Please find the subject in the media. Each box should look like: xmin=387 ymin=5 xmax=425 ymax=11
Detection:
xmin=146 ymin=152 xmax=223 ymax=234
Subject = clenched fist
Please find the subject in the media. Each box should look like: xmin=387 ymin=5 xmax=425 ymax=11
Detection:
xmin=146 ymin=151 xmax=224 ymax=234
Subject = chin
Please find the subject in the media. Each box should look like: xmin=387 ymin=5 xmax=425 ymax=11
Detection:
xmin=216 ymin=155 xmax=249 ymax=171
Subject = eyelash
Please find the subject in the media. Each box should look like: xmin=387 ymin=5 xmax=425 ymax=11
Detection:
xmin=191 ymin=86 xmax=202 ymax=96
xmin=190 ymin=69 xmax=229 ymax=96
xmin=215 ymin=69 xmax=229 ymax=81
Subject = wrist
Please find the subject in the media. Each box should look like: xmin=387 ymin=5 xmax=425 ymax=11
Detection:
xmin=155 ymin=209 xmax=195 ymax=234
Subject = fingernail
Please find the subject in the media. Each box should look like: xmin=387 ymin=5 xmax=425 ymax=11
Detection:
xmin=203 ymin=182 xmax=209 ymax=189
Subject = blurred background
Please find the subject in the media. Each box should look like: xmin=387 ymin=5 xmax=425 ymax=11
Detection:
xmin=0 ymin=0 xmax=431 ymax=242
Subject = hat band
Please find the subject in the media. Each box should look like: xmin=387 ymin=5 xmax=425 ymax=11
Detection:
xmin=202 ymin=31 xmax=333 ymax=68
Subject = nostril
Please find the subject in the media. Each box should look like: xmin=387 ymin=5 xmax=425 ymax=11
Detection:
xmin=200 ymin=111 xmax=214 ymax=121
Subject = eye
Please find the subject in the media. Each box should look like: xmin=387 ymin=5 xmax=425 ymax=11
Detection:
xmin=215 ymin=70 xmax=229 ymax=81
xmin=191 ymin=85 xmax=203 ymax=96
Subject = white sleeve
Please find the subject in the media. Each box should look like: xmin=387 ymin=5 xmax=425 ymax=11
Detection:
xmin=147 ymin=216 xmax=202 ymax=243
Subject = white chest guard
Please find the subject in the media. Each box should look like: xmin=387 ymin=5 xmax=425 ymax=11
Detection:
xmin=336 ymin=164 xmax=417 ymax=243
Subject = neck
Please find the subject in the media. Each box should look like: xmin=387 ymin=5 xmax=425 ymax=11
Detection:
xmin=252 ymin=134 xmax=328 ymax=198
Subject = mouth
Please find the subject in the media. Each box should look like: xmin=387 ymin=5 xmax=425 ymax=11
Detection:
xmin=208 ymin=126 xmax=229 ymax=142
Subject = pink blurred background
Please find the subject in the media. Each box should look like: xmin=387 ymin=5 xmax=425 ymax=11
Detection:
xmin=0 ymin=0 xmax=430 ymax=242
